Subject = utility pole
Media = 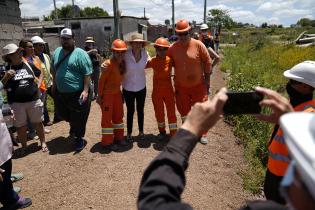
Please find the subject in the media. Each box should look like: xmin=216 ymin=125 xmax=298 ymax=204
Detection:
xmin=203 ymin=0 xmax=207 ymax=23
xmin=72 ymin=0 xmax=75 ymax=18
xmin=53 ymin=0 xmax=58 ymax=20
xmin=113 ymin=0 xmax=120 ymax=39
xmin=172 ymin=0 xmax=175 ymax=35
xmin=144 ymin=8 xmax=146 ymax=18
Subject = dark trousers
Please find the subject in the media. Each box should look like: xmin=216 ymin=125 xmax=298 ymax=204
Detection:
xmin=0 ymin=159 xmax=19 ymax=207
xmin=123 ymin=88 xmax=146 ymax=134
xmin=264 ymin=169 xmax=286 ymax=205
xmin=91 ymin=66 xmax=100 ymax=97
xmin=54 ymin=89 xmax=91 ymax=138
xmin=41 ymin=92 xmax=50 ymax=124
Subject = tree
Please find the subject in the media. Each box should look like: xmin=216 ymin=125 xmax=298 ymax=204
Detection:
xmin=206 ymin=9 xmax=235 ymax=30
xmin=261 ymin=22 xmax=268 ymax=28
xmin=297 ymin=18 xmax=313 ymax=27
xmin=80 ymin=7 xmax=109 ymax=17
xmin=44 ymin=5 xmax=109 ymax=20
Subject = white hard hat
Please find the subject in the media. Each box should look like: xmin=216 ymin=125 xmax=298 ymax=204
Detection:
xmin=283 ymin=61 xmax=315 ymax=88
xmin=2 ymin=43 xmax=19 ymax=58
xmin=60 ymin=28 xmax=73 ymax=38
xmin=280 ymin=112 xmax=315 ymax=200
xmin=200 ymin=23 xmax=209 ymax=30
xmin=31 ymin=36 xmax=46 ymax=44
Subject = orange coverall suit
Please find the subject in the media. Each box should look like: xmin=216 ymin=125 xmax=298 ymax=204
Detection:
xmin=98 ymin=59 xmax=124 ymax=146
xmin=146 ymin=56 xmax=177 ymax=136
xmin=167 ymin=38 xmax=212 ymax=122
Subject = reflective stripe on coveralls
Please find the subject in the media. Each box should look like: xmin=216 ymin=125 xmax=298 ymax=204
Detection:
xmin=268 ymin=100 xmax=315 ymax=176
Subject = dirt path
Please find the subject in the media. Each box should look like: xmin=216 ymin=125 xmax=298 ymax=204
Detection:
xmin=11 ymin=67 xmax=253 ymax=210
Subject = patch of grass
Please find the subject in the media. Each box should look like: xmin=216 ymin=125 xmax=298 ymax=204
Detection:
xmin=221 ymin=31 xmax=315 ymax=193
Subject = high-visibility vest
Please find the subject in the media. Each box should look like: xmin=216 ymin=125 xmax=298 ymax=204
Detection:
xmin=267 ymin=99 xmax=315 ymax=176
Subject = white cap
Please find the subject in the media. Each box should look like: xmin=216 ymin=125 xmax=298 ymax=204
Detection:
xmin=2 ymin=43 xmax=19 ymax=57
xmin=60 ymin=28 xmax=73 ymax=38
xmin=31 ymin=36 xmax=46 ymax=44
xmin=280 ymin=112 xmax=315 ymax=199
xmin=283 ymin=61 xmax=315 ymax=88
xmin=200 ymin=23 xmax=209 ymax=30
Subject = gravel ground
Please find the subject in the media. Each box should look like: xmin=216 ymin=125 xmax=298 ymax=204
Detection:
xmin=9 ymin=67 xmax=254 ymax=210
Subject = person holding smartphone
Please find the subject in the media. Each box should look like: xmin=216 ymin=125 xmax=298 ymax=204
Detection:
xmin=256 ymin=61 xmax=315 ymax=205
xmin=51 ymin=28 xmax=93 ymax=152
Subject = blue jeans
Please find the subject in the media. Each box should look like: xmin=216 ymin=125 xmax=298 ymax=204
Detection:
xmin=0 ymin=159 xmax=19 ymax=207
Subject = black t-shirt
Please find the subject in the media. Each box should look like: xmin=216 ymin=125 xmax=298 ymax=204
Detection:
xmin=85 ymin=47 xmax=100 ymax=68
xmin=5 ymin=62 xmax=39 ymax=103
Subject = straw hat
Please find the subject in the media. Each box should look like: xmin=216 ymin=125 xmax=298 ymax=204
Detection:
xmin=85 ymin=36 xmax=95 ymax=43
xmin=127 ymin=33 xmax=149 ymax=45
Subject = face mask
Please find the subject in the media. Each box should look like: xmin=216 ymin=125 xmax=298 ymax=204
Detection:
xmin=286 ymin=82 xmax=313 ymax=107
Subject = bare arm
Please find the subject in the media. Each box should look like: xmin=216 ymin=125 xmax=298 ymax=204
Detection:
xmin=208 ymin=47 xmax=220 ymax=68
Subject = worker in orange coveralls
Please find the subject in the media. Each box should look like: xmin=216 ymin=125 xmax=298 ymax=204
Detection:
xmin=146 ymin=37 xmax=177 ymax=140
xmin=167 ymin=19 xmax=212 ymax=144
xmin=97 ymin=39 xmax=129 ymax=150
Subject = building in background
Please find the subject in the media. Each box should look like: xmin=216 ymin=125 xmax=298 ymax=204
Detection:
xmin=0 ymin=0 xmax=23 ymax=63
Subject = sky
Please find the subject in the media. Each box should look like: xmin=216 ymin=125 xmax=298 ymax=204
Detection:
xmin=19 ymin=0 xmax=315 ymax=26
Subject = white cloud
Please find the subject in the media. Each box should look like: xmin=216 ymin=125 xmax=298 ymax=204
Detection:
xmin=19 ymin=0 xmax=315 ymax=26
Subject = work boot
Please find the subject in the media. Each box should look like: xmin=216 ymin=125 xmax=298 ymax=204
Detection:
xmin=116 ymin=139 xmax=129 ymax=147
xmin=126 ymin=134 xmax=133 ymax=143
xmin=103 ymin=143 xmax=119 ymax=151
xmin=157 ymin=131 xmax=167 ymax=141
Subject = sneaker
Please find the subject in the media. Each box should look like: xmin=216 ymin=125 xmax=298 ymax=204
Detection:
xmin=44 ymin=128 xmax=51 ymax=134
xmin=126 ymin=134 xmax=133 ymax=143
xmin=116 ymin=139 xmax=129 ymax=146
xmin=139 ymin=133 xmax=145 ymax=141
xmin=13 ymin=196 xmax=32 ymax=209
xmin=200 ymin=136 xmax=208 ymax=144
xmin=75 ymin=138 xmax=85 ymax=151
xmin=27 ymin=132 xmax=36 ymax=140
xmin=11 ymin=172 xmax=24 ymax=182
xmin=13 ymin=186 xmax=21 ymax=194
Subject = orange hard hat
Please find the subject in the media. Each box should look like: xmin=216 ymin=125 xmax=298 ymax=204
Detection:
xmin=154 ymin=37 xmax=170 ymax=48
xmin=111 ymin=39 xmax=127 ymax=51
xmin=175 ymin=19 xmax=191 ymax=33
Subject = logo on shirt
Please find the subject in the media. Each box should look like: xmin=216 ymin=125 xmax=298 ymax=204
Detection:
xmin=14 ymin=69 xmax=34 ymax=80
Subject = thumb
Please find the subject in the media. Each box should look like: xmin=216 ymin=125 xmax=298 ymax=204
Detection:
xmin=212 ymin=88 xmax=228 ymax=114
xmin=0 ymin=169 xmax=5 ymax=173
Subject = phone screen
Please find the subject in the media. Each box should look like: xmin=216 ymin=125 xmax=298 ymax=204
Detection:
xmin=223 ymin=91 xmax=263 ymax=115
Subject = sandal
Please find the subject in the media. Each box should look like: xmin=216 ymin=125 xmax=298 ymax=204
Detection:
xmin=41 ymin=143 xmax=49 ymax=152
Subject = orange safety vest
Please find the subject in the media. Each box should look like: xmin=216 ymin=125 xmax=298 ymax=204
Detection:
xmin=267 ymin=99 xmax=315 ymax=176
xmin=22 ymin=57 xmax=46 ymax=92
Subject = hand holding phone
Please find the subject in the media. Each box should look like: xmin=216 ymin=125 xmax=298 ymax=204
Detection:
xmin=223 ymin=91 xmax=263 ymax=115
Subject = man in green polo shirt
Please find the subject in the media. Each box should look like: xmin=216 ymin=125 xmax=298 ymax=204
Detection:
xmin=51 ymin=28 xmax=93 ymax=151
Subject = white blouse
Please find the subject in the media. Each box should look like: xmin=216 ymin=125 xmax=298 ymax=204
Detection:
xmin=0 ymin=109 xmax=13 ymax=166
xmin=123 ymin=48 xmax=150 ymax=92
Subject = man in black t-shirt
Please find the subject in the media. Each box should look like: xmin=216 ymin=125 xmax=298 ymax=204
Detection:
xmin=84 ymin=36 xmax=100 ymax=100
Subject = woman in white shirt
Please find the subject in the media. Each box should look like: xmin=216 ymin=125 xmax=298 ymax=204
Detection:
xmin=123 ymin=34 xmax=150 ymax=142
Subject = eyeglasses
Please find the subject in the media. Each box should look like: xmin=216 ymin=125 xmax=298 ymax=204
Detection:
xmin=155 ymin=47 xmax=168 ymax=51
xmin=34 ymin=43 xmax=44 ymax=47
xmin=177 ymin=32 xmax=189 ymax=37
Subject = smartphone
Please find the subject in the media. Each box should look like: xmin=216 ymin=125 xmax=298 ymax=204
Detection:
xmin=223 ymin=91 xmax=263 ymax=115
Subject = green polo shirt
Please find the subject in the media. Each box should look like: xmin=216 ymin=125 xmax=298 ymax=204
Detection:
xmin=51 ymin=47 xmax=92 ymax=93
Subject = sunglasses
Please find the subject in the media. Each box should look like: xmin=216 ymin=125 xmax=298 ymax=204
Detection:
xmin=177 ymin=32 xmax=189 ymax=37
xmin=155 ymin=47 xmax=168 ymax=51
